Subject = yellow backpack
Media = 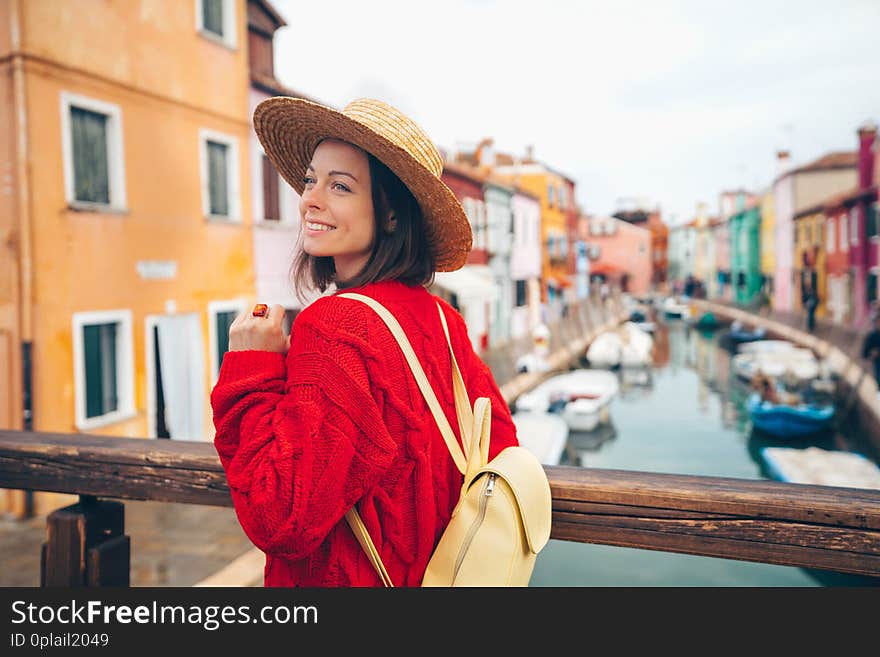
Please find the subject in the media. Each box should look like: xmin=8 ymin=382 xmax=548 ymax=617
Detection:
xmin=339 ymin=293 xmax=552 ymax=587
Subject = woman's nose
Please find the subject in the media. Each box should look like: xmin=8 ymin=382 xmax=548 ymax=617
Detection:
xmin=301 ymin=184 xmax=323 ymax=208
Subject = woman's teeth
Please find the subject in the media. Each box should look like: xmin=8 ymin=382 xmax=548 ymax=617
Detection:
xmin=306 ymin=222 xmax=335 ymax=231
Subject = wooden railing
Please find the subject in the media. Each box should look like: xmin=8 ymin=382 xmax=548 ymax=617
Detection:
xmin=1 ymin=429 xmax=879 ymax=585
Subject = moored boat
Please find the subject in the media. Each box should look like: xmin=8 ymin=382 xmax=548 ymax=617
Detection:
xmin=746 ymin=392 xmax=835 ymax=438
xmin=511 ymin=411 xmax=569 ymax=466
xmin=515 ymin=369 xmax=619 ymax=432
xmin=760 ymin=446 xmax=880 ymax=490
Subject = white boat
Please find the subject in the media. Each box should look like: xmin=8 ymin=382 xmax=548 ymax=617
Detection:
xmin=514 ymin=369 xmax=620 ymax=432
xmin=732 ymin=347 xmax=820 ymax=383
xmin=762 ymin=447 xmax=880 ymax=490
xmin=737 ymin=340 xmax=797 ymax=355
xmin=586 ymin=323 xmax=653 ymax=368
xmin=511 ymin=412 xmax=569 ymax=466
xmin=662 ymin=297 xmax=691 ymax=319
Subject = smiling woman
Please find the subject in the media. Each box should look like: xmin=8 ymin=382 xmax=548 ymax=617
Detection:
xmin=209 ymin=97 xmax=526 ymax=588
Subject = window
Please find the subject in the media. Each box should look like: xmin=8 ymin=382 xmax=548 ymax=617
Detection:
xmin=262 ymin=155 xmax=280 ymax=221
xmin=200 ymin=129 xmax=241 ymax=221
xmin=73 ymin=310 xmax=134 ymax=430
xmin=61 ymin=93 xmax=127 ymax=211
xmin=547 ymin=185 xmax=555 ymax=207
xmin=869 ymin=271 xmax=878 ymax=306
xmin=867 ymin=203 xmax=878 ymax=239
xmin=196 ymin=0 xmax=236 ymax=48
xmin=840 ymin=213 xmax=848 ymax=252
xmin=850 ymin=206 xmax=860 ymax=246
xmin=515 ymin=280 xmax=527 ymax=307
xmin=208 ymin=300 xmax=246 ymax=383
xmin=826 ymin=218 xmax=835 ymax=254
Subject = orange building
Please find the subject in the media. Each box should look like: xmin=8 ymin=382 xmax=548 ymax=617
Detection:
xmin=1 ymin=0 xmax=255 ymax=515
xmin=493 ymin=150 xmax=573 ymax=309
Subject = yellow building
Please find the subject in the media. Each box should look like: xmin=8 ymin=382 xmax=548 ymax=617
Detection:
xmin=493 ymin=160 xmax=570 ymax=306
xmin=1 ymin=0 xmax=256 ymax=516
xmin=793 ymin=208 xmax=827 ymax=318
xmin=759 ymin=189 xmax=775 ymax=300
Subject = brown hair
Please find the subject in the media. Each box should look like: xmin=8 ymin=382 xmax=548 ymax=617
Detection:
xmin=290 ymin=151 xmax=437 ymax=303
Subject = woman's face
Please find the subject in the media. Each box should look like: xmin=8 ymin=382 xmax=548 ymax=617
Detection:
xmin=299 ymin=139 xmax=376 ymax=281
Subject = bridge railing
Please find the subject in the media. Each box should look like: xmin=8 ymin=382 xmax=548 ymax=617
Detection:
xmin=1 ymin=429 xmax=878 ymax=586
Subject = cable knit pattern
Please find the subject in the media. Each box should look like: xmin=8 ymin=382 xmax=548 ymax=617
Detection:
xmin=210 ymin=280 xmax=518 ymax=586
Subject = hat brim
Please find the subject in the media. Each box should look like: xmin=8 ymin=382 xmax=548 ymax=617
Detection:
xmin=253 ymin=97 xmax=472 ymax=272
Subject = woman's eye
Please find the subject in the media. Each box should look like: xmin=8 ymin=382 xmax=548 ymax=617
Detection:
xmin=332 ymin=182 xmax=351 ymax=192
xmin=302 ymin=176 xmax=316 ymax=185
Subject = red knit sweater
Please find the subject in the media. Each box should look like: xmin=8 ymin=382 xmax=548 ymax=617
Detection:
xmin=210 ymin=280 xmax=518 ymax=587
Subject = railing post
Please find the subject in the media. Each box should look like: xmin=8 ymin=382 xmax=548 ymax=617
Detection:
xmin=41 ymin=495 xmax=130 ymax=587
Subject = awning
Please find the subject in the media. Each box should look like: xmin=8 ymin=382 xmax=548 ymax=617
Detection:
xmin=589 ymin=262 xmax=624 ymax=277
xmin=432 ymin=265 xmax=498 ymax=301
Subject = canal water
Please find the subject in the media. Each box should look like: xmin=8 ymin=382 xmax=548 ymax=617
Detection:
xmin=529 ymin=319 xmax=879 ymax=587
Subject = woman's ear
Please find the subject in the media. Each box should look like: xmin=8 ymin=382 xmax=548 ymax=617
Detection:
xmin=384 ymin=213 xmax=397 ymax=234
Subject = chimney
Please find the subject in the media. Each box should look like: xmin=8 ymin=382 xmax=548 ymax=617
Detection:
xmin=524 ymin=145 xmax=534 ymax=163
xmin=857 ymin=120 xmax=877 ymax=190
xmin=475 ymin=137 xmax=495 ymax=167
xmin=776 ymin=150 xmax=792 ymax=177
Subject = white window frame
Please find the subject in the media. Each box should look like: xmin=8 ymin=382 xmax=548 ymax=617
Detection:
xmin=208 ymin=299 xmax=247 ymax=384
xmin=60 ymin=92 xmax=128 ymax=212
xmin=72 ymin=309 xmax=135 ymax=431
xmin=840 ymin=212 xmax=848 ymax=252
xmin=200 ymin=128 xmax=241 ymax=222
xmin=195 ymin=0 xmax=237 ymax=49
xmin=826 ymin=218 xmax=835 ymax=254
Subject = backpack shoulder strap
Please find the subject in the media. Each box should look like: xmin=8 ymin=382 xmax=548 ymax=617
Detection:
xmin=338 ymin=292 xmax=468 ymax=473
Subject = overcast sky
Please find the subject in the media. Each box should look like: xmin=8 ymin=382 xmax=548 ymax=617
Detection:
xmin=271 ymin=0 xmax=880 ymax=225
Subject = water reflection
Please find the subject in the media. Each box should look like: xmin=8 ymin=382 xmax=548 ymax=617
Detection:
xmin=531 ymin=315 xmax=880 ymax=586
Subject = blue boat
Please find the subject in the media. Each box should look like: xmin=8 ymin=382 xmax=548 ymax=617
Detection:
xmin=746 ymin=393 xmax=835 ymax=438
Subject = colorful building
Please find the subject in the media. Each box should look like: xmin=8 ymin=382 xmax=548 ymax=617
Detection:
xmin=437 ymin=162 xmax=497 ymax=352
xmin=759 ymin=188 xmax=776 ymax=303
xmin=772 ymin=151 xmax=858 ymax=312
xmin=729 ymin=204 xmax=762 ymax=305
xmin=1 ymin=0 xmax=255 ymax=515
xmin=508 ymin=189 xmax=543 ymax=339
xmin=792 ymin=207 xmax=826 ymax=317
xmin=586 ymin=217 xmax=652 ymax=295
xmin=612 ymin=203 xmax=669 ymax=291
xmin=493 ymin=151 xmax=572 ymax=312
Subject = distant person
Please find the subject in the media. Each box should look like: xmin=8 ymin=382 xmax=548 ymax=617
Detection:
xmin=752 ymin=373 xmax=779 ymax=404
xmin=803 ymin=283 xmax=818 ymax=332
xmin=862 ymin=313 xmax=880 ymax=394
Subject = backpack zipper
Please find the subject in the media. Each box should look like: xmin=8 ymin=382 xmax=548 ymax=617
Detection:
xmin=452 ymin=473 xmax=496 ymax=582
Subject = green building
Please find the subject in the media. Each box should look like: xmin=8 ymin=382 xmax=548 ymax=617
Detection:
xmin=729 ymin=206 xmax=762 ymax=305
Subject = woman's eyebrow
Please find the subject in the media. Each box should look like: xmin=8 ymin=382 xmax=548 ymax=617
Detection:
xmin=306 ymin=164 xmax=358 ymax=182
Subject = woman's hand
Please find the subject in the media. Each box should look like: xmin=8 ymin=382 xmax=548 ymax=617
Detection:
xmin=228 ymin=304 xmax=290 ymax=354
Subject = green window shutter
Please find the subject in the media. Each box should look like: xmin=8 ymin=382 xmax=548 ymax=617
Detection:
xmin=71 ymin=106 xmax=110 ymax=204
xmin=203 ymin=0 xmax=224 ymax=37
xmin=216 ymin=311 xmax=235 ymax=366
xmin=84 ymin=325 xmax=103 ymax=418
xmin=84 ymin=322 xmax=118 ymax=418
xmin=207 ymin=140 xmax=229 ymax=216
xmin=100 ymin=323 xmax=118 ymax=414
xmin=867 ymin=203 xmax=878 ymax=239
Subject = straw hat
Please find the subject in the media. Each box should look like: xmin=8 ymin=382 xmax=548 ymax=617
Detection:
xmin=253 ymin=97 xmax=472 ymax=272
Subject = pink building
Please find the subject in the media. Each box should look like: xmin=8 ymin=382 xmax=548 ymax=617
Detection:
xmin=586 ymin=217 xmax=652 ymax=295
